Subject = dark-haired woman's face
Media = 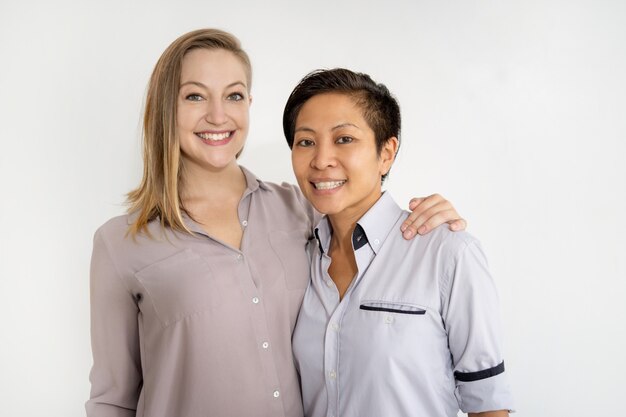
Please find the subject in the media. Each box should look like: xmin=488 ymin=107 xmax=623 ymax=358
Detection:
xmin=291 ymin=92 xmax=396 ymax=221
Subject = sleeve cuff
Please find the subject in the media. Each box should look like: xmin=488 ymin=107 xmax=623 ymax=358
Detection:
xmin=455 ymin=371 xmax=516 ymax=413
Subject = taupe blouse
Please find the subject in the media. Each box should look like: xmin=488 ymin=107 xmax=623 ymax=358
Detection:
xmin=87 ymin=167 xmax=317 ymax=417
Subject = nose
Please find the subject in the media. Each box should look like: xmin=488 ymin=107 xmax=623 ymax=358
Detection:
xmin=310 ymin=140 xmax=337 ymax=170
xmin=204 ymin=98 xmax=227 ymax=125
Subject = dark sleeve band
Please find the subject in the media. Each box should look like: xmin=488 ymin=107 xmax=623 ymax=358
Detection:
xmin=454 ymin=361 xmax=505 ymax=382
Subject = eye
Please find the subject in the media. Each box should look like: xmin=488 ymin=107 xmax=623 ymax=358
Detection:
xmin=185 ymin=93 xmax=204 ymax=102
xmin=227 ymin=92 xmax=245 ymax=101
xmin=336 ymin=136 xmax=353 ymax=144
xmin=295 ymin=138 xmax=315 ymax=147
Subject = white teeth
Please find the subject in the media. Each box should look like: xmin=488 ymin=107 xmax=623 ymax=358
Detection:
xmin=313 ymin=180 xmax=346 ymax=190
xmin=197 ymin=131 xmax=231 ymax=141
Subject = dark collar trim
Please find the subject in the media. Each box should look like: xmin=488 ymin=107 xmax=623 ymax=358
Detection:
xmin=352 ymin=223 xmax=368 ymax=250
xmin=314 ymin=228 xmax=324 ymax=255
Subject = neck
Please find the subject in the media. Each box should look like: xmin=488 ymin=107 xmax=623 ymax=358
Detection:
xmin=327 ymin=190 xmax=382 ymax=253
xmin=180 ymin=161 xmax=246 ymax=205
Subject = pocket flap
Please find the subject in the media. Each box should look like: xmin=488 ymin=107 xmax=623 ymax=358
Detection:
xmin=360 ymin=301 xmax=426 ymax=315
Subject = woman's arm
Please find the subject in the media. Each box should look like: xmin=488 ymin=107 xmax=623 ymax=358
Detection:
xmin=86 ymin=229 xmax=141 ymax=416
xmin=442 ymin=239 xmax=515 ymax=414
xmin=290 ymin=182 xmax=466 ymax=239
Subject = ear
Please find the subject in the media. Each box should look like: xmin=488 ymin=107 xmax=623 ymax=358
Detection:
xmin=380 ymin=136 xmax=399 ymax=176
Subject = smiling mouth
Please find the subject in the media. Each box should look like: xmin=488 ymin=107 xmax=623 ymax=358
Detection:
xmin=312 ymin=180 xmax=346 ymax=190
xmin=195 ymin=131 xmax=234 ymax=141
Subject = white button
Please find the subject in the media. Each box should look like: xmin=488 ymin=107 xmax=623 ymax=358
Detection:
xmin=329 ymin=370 xmax=336 ymax=379
xmin=374 ymin=239 xmax=380 ymax=245
xmin=331 ymin=323 xmax=339 ymax=331
xmin=273 ymin=390 xmax=280 ymax=398
xmin=384 ymin=315 xmax=394 ymax=324
xmin=252 ymin=297 xmax=260 ymax=304
xmin=262 ymin=341 xmax=269 ymax=349
xmin=236 ymin=254 xmax=243 ymax=261
xmin=325 ymin=280 xmax=333 ymax=287
xmin=242 ymin=220 xmax=248 ymax=227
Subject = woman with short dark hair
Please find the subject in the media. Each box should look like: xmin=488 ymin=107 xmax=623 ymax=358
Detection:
xmin=287 ymin=68 xmax=514 ymax=417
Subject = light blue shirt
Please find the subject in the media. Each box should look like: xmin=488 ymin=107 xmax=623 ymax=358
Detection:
xmin=292 ymin=192 xmax=514 ymax=417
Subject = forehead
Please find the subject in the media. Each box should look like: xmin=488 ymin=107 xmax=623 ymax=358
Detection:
xmin=180 ymin=48 xmax=248 ymax=87
xmin=296 ymin=93 xmax=366 ymax=126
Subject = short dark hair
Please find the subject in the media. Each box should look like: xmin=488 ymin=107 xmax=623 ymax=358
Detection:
xmin=282 ymin=68 xmax=401 ymax=180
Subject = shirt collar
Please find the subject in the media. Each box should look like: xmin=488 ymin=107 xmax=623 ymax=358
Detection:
xmin=127 ymin=165 xmax=269 ymax=229
xmin=314 ymin=192 xmax=404 ymax=255
xmin=239 ymin=165 xmax=272 ymax=194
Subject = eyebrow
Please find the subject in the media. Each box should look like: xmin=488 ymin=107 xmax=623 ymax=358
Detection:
xmin=179 ymin=80 xmax=247 ymax=89
xmin=294 ymin=123 xmax=360 ymax=133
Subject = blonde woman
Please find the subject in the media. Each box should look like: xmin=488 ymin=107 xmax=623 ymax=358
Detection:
xmin=86 ymin=29 xmax=466 ymax=417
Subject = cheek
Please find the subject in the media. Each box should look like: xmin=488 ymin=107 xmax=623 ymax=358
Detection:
xmin=291 ymin=153 xmax=308 ymax=181
xmin=351 ymin=150 xmax=383 ymax=179
xmin=176 ymin=105 xmax=197 ymax=130
xmin=233 ymin=106 xmax=250 ymax=128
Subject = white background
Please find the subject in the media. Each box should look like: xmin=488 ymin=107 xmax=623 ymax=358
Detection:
xmin=1 ymin=1 xmax=625 ymax=416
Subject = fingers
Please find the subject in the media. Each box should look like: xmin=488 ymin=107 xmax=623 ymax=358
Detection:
xmin=402 ymin=194 xmax=446 ymax=237
xmin=408 ymin=197 xmax=424 ymax=211
xmin=415 ymin=205 xmax=458 ymax=235
xmin=402 ymin=194 xmax=464 ymax=239
xmin=448 ymin=218 xmax=467 ymax=232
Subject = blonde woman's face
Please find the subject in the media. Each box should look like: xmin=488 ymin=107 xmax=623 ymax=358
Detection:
xmin=177 ymin=48 xmax=251 ymax=173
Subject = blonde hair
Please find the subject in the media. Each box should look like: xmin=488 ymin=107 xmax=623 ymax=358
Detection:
xmin=126 ymin=29 xmax=252 ymax=237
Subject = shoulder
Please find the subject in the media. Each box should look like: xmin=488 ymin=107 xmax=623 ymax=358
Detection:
xmin=255 ymin=180 xmax=308 ymax=216
xmin=94 ymin=214 xmax=132 ymax=242
xmin=256 ymin=180 xmax=319 ymax=231
xmin=241 ymin=166 xmax=303 ymax=203
xmin=258 ymin=180 xmax=305 ymax=202
xmin=393 ymin=222 xmax=487 ymax=278
xmin=416 ymin=223 xmax=482 ymax=256
xmin=418 ymin=226 xmax=494 ymax=296
xmin=93 ymin=213 xmax=159 ymax=252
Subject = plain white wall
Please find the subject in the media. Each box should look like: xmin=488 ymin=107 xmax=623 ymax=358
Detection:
xmin=1 ymin=0 xmax=625 ymax=415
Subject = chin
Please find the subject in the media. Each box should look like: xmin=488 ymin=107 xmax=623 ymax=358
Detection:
xmin=208 ymin=152 xmax=240 ymax=166
xmin=310 ymin=201 xmax=344 ymax=216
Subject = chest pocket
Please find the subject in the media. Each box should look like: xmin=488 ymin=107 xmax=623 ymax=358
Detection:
xmin=359 ymin=301 xmax=431 ymax=329
xmin=268 ymin=229 xmax=311 ymax=290
xmin=135 ymin=249 xmax=220 ymax=327
xmin=360 ymin=301 xmax=426 ymax=315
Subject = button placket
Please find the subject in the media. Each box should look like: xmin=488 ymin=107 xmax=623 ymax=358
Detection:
xmin=325 ymin=298 xmax=348 ymax=417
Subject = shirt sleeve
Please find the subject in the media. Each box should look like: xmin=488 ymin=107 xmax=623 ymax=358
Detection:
xmin=441 ymin=238 xmax=515 ymax=413
xmin=86 ymin=229 xmax=142 ymax=417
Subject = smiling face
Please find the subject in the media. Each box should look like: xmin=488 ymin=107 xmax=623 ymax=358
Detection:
xmin=177 ymin=48 xmax=251 ymax=174
xmin=291 ymin=92 xmax=397 ymax=221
